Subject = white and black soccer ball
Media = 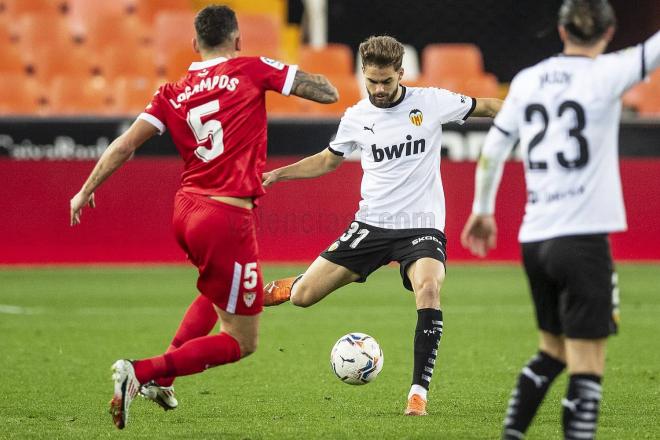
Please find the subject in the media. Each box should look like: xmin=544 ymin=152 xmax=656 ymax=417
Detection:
xmin=330 ymin=333 xmax=384 ymax=385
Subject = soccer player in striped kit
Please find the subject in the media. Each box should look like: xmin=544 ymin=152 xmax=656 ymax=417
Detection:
xmin=461 ymin=1 xmax=660 ymax=438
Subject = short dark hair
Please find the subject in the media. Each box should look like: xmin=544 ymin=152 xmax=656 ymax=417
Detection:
xmin=559 ymin=0 xmax=616 ymax=45
xmin=359 ymin=35 xmax=405 ymax=70
xmin=194 ymin=5 xmax=238 ymax=49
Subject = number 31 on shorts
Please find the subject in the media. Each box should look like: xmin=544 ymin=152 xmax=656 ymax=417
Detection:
xmin=340 ymin=222 xmax=370 ymax=249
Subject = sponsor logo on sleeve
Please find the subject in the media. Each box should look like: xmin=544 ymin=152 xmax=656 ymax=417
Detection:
xmin=260 ymin=56 xmax=285 ymax=70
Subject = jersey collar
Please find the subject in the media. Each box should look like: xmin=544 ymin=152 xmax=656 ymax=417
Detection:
xmin=189 ymin=56 xmax=229 ymax=71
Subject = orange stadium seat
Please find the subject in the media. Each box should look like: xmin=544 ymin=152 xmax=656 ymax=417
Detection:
xmin=153 ymin=11 xmax=196 ymax=70
xmin=162 ymin=46 xmax=198 ymax=81
xmin=134 ymin=0 xmax=194 ymax=25
xmin=421 ymin=43 xmax=489 ymax=81
xmin=237 ymin=13 xmax=281 ymax=59
xmin=304 ymin=75 xmax=362 ymax=116
xmin=2 ymin=0 xmax=67 ymax=17
xmin=0 ymin=43 xmax=28 ymax=75
xmin=101 ymin=45 xmax=158 ymax=82
xmin=75 ymin=15 xmax=150 ymax=52
xmin=436 ymin=74 xmax=499 ymax=98
xmin=47 ymin=76 xmax=114 ymax=115
xmin=299 ymin=43 xmax=353 ymax=77
xmin=623 ymin=74 xmax=660 ymax=116
xmin=462 ymin=74 xmax=500 ymax=97
xmin=111 ymin=76 xmax=163 ymax=115
xmin=15 ymin=13 xmax=77 ymax=49
xmin=0 ymin=15 xmax=16 ymax=44
xmin=421 ymin=74 xmax=500 ymax=98
xmin=25 ymin=45 xmax=99 ymax=80
xmin=266 ymin=91 xmax=306 ymax=116
xmin=68 ymin=0 xmax=134 ymax=23
xmin=0 ymin=74 xmax=44 ymax=115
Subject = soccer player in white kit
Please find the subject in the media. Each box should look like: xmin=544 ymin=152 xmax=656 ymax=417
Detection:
xmin=261 ymin=35 xmax=502 ymax=416
xmin=461 ymin=0 xmax=660 ymax=438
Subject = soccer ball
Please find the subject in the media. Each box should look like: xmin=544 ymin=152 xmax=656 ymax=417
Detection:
xmin=330 ymin=333 xmax=384 ymax=385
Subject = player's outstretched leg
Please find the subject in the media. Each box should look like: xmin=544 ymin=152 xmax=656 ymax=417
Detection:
xmin=132 ymin=332 xmax=242 ymax=385
xmin=263 ymin=275 xmax=302 ymax=306
xmin=139 ymin=294 xmax=218 ymax=409
xmin=109 ymin=359 xmax=141 ymax=430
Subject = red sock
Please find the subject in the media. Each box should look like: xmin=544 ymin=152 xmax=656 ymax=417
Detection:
xmin=134 ymin=332 xmax=241 ymax=384
xmin=156 ymin=294 xmax=218 ymax=387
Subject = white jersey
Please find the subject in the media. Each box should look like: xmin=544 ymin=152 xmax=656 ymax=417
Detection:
xmin=483 ymin=35 xmax=659 ymax=243
xmin=329 ymin=86 xmax=475 ymax=231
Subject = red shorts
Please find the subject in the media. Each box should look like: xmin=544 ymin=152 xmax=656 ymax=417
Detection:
xmin=173 ymin=190 xmax=263 ymax=315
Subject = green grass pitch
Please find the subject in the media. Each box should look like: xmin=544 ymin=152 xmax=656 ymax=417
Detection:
xmin=1 ymin=264 xmax=658 ymax=439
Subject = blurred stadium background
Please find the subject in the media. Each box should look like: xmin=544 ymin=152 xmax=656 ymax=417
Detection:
xmin=0 ymin=0 xmax=658 ymax=264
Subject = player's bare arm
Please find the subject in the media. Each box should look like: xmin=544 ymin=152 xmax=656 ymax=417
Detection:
xmin=70 ymin=119 xmax=158 ymax=226
xmin=461 ymin=153 xmax=499 ymax=257
xmin=471 ymin=98 xmax=503 ymax=118
xmin=461 ymin=214 xmax=497 ymax=258
xmin=461 ymin=121 xmax=516 ymax=256
xmin=262 ymin=148 xmax=344 ymax=187
xmin=290 ymin=70 xmax=339 ymax=104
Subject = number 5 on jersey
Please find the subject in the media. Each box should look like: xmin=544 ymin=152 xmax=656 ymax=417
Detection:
xmin=188 ymin=100 xmax=225 ymax=162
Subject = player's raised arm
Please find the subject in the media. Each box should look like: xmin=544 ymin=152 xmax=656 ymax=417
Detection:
xmin=289 ymin=70 xmax=339 ymax=104
xmin=262 ymin=148 xmax=344 ymax=187
xmin=70 ymin=119 xmax=158 ymax=226
xmin=471 ymin=98 xmax=503 ymax=118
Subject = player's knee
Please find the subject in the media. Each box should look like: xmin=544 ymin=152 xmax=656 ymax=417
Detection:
xmin=413 ymin=277 xmax=440 ymax=298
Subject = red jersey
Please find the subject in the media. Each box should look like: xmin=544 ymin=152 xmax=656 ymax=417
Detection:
xmin=139 ymin=56 xmax=297 ymax=200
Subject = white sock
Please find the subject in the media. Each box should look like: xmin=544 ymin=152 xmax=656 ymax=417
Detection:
xmin=408 ymin=384 xmax=427 ymax=401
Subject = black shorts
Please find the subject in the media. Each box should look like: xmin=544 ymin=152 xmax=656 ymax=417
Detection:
xmin=320 ymin=221 xmax=447 ymax=291
xmin=521 ymin=234 xmax=619 ymax=339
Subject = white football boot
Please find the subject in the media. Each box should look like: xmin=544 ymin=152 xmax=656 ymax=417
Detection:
xmin=109 ymin=359 xmax=141 ymax=429
xmin=140 ymin=382 xmax=178 ymax=411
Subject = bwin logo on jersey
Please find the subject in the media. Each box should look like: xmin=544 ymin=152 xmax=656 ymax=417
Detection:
xmin=409 ymin=109 xmax=423 ymax=126
xmin=371 ymin=135 xmax=426 ymax=162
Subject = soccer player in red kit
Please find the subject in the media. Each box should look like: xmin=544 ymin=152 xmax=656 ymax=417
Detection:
xmin=69 ymin=5 xmax=338 ymax=430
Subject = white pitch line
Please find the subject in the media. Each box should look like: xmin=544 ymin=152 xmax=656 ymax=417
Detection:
xmin=0 ymin=304 xmax=42 ymax=315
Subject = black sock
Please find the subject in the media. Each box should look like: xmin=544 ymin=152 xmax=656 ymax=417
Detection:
xmin=412 ymin=308 xmax=442 ymax=391
xmin=563 ymin=374 xmax=602 ymax=440
xmin=502 ymin=351 xmax=566 ymax=440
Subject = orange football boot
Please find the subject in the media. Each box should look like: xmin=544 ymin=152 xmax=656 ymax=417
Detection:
xmin=263 ymin=276 xmax=300 ymax=306
xmin=404 ymin=394 xmax=428 ymax=416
